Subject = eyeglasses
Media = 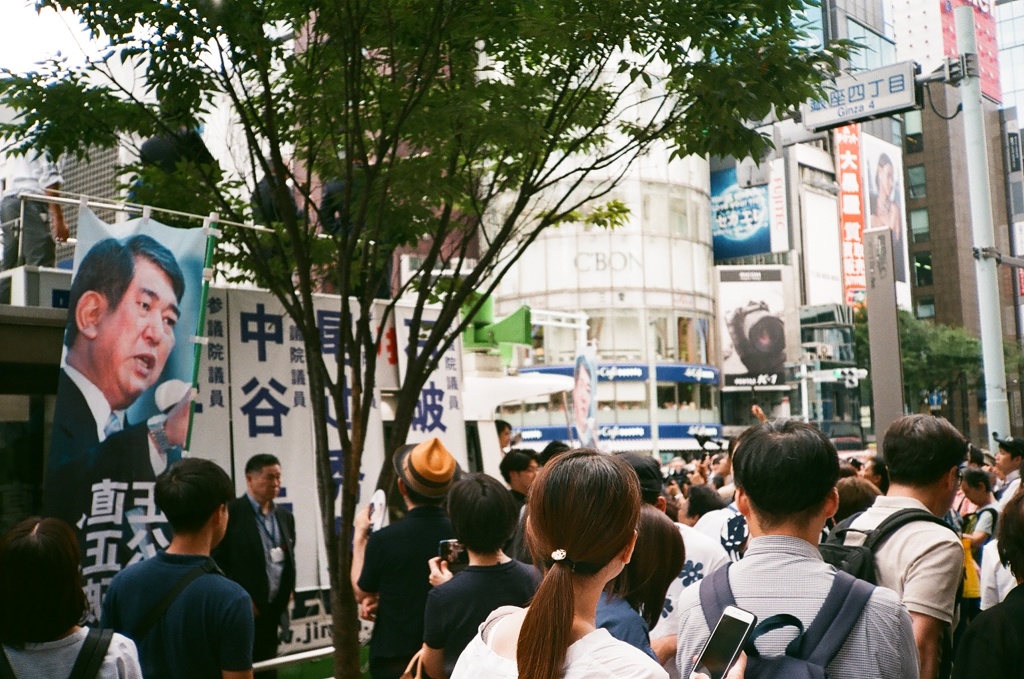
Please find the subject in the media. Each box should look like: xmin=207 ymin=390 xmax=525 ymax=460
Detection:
xmin=955 ymin=463 xmax=967 ymax=483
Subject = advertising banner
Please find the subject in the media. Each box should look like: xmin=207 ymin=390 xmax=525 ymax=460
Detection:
xmin=861 ymin=132 xmax=911 ymax=311
xmin=834 ymin=124 xmax=866 ymax=305
xmin=942 ymin=0 xmax=1001 ymax=104
xmin=802 ymin=190 xmax=844 ymax=306
xmin=43 ymin=208 xmax=209 ymax=619
xmin=717 ymin=267 xmax=789 ymax=389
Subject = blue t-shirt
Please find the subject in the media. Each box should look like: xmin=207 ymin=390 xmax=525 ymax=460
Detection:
xmin=596 ymin=592 xmax=657 ymax=660
xmin=101 ymin=552 xmax=254 ymax=679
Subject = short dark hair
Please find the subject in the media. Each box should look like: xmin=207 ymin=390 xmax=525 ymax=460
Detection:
xmin=883 ymin=415 xmax=967 ymax=487
xmin=968 ymin=445 xmax=986 ymax=467
xmin=538 ymin=441 xmax=571 ymax=466
xmin=685 ymin=484 xmax=727 ymax=521
xmin=245 ymin=453 xmax=281 ymax=475
xmin=0 ymin=517 xmax=88 ymax=645
xmin=65 ymin=235 xmax=186 ymax=348
xmin=865 ymin=455 xmax=890 ymax=494
xmin=156 ymin=458 xmax=234 ymax=534
xmin=446 ymin=474 xmax=518 ymax=553
xmin=732 ymin=420 xmax=839 ymax=527
xmin=998 ymin=488 xmax=1024 ymax=577
xmin=495 ymin=420 xmax=512 ymax=435
xmin=401 ymin=481 xmax=446 ymax=506
xmin=499 ymin=449 xmax=538 ymax=484
xmin=963 ymin=467 xmax=993 ymax=493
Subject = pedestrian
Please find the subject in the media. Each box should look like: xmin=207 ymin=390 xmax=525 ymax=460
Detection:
xmin=101 ymin=458 xmax=255 ymax=679
xmin=421 ymin=473 xmax=540 ymax=678
xmin=450 ymin=449 xmax=668 ymax=679
xmin=352 ymin=438 xmax=458 ymax=679
xmin=0 ymin=517 xmax=142 ymax=678
xmin=213 ymin=454 xmax=297 ymax=678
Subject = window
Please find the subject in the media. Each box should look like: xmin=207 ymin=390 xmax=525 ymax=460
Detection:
xmin=907 ymin=165 xmax=927 ymax=199
xmin=846 ymin=19 xmax=897 ymax=71
xmin=904 ymin=110 xmax=923 ymax=153
xmin=910 ymin=208 xmax=930 ymax=243
xmin=916 ymin=296 xmax=936 ymax=319
xmin=914 ymin=252 xmax=933 ymax=287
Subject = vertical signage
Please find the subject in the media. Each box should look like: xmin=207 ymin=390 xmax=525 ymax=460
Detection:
xmin=834 ymin=124 xmax=867 ymax=305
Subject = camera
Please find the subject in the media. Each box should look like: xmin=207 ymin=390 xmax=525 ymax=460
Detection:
xmin=727 ymin=301 xmax=786 ymax=375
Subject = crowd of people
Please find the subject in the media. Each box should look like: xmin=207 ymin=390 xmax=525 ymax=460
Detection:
xmin=6 ymin=413 xmax=1024 ymax=678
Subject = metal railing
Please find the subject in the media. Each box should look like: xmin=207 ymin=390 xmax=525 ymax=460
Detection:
xmin=252 ymin=645 xmax=335 ymax=673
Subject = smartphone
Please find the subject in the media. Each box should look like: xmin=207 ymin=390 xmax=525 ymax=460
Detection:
xmin=693 ymin=605 xmax=757 ymax=679
xmin=438 ymin=539 xmax=469 ymax=573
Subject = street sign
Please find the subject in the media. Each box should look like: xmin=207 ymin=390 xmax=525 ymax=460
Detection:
xmin=801 ymin=62 xmax=919 ymax=132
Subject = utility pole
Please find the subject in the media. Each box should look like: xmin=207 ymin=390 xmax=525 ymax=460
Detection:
xmin=957 ymin=5 xmax=1011 ymax=450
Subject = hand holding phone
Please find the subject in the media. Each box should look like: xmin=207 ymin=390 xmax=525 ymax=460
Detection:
xmin=438 ymin=539 xmax=469 ymax=573
xmin=693 ymin=605 xmax=756 ymax=679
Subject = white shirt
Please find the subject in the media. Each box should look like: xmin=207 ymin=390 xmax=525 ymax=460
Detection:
xmin=651 ymin=523 xmax=731 ymax=679
xmin=451 ymin=606 xmax=667 ymax=679
xmin=998 ymin=471 xmax=1020 ymax=509
xmin=3 ymin=627 xmax=142 ymax=679
xmin=980 ymin=539 xmax=1017 ymax=610
xmin=4 ymin=150 xmax=62 ymax=197
xmin=65 ymin=364 xmax=123 ymax=443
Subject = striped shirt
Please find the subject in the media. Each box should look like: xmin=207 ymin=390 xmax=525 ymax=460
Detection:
xmin=675 ymin=535 xmax=918 ymax=679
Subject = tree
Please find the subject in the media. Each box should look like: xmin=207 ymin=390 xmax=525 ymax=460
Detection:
xmin=1 ymin=0 xmax=845 ymax=675
xmin=854 ymin=305 xmax=982 ymax=419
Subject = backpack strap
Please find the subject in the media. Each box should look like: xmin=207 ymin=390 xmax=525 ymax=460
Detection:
xmin=862 ymin=508 xmax=952 ymax=551
xmin=132 ymin=559 xmax=221 ymax=641
xmin=0 ymin=648 xmax=17 ymax=679
xmin=801 ymin=571 xmax=875 ymax=666
xmin=698 ymin=563 xmax=735 ymax=633
xmin=743 ymin=614 xmax=805 ymax=658
xmin=67 ymin=628 xmax=114 ymax=679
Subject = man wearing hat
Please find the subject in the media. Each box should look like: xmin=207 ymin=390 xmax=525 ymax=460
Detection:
xmin=993 ymin=434 xmax=1024 ymax=507
xmin=352 ymin=438 xmax=458 ymax=679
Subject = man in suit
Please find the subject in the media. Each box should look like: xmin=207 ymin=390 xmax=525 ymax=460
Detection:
xmin=214 ymin=454 xmax=296 ymax=679
xmin=44 ymin=234 xmax=190 ymax=528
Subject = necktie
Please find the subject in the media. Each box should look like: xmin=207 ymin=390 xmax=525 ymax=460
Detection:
xmin=103 ymin=412 xmax=123 ymax=439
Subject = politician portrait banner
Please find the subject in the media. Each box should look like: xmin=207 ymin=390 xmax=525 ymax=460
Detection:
xmin=43 ymin=208 xmax=209 ymax=619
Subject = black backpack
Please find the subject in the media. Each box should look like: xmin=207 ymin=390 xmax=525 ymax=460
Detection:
xmin=819 ymin=508 xmax=952 ymax=584
xmin=698 ymin=563 xmax=874 ymax=679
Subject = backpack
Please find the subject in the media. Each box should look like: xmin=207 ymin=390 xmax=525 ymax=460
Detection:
xmin=818 ymin=508 xmax=952 ymax=584
xmin=698 ymin=563 xmax=874 ymax=679
xmin=963 ymin=506 xmax=998 ymax=564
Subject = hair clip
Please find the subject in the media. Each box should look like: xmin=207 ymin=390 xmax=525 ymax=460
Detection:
xmin=551 ymin=549 xmax=567 ymax=561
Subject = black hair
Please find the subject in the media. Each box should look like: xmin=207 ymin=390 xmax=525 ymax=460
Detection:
xmin=245 ymin=453 xmax=281 ymax=474
xmin=882 ymin=415 xmax=967 ymax=487
xmin=65 ymin=234 xmax=186 ymax=348
xmin=0 ymin=517 xmax=88 ymax=646
xmin=446 ymin=474 xmax=518 ymax=553
xmin=495 ymin=420 xmax=512 ymax=435
xmin=155 ymin=458 xmax=235 ymax=534
xmin=538 ymin=441 xmax=571 ymax=466
xmin=499 ymin=449 xmax=538 ymax=484
xmin=865 ymin=455 xmax=890 ymax=494
xmin=685 ymin=484 xmax=727 ymax=521
xmin=963 ymin=467 xmax=993 ymax=493
xmin=402 ymin=481 xmax=446 ymax=507
xmin=968 ymin=445 xmax=985 ymax=467
xmin=732 ymin=420 xmax=839 ymax=526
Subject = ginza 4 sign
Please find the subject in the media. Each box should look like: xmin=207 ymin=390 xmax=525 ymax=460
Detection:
xmin=801 ymin=62 xmax=919 ymax=132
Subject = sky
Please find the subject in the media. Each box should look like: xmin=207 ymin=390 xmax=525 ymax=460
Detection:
xmin=0 ymin=1 xmax=103 ymax=75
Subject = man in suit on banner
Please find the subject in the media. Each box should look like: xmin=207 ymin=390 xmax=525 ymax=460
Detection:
xmin=214 ymin=454 xmax=297 ymax=678
xmin=44 ymin=234 xmax=191 ymax=526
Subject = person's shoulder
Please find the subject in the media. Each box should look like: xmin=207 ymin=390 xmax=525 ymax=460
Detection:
xmin=567 ymin=631 xmax=668 ymax=679
xmin=863 ymin=583 xmax=911 ymax=617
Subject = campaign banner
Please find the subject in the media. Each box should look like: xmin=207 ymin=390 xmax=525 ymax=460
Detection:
xmin=43 ymin=208 xmax=208 ymax=619
xmin=572 ymin=347 xmax=598 ymax=447
xmin=717 ymin=267 xmax=789 ymax=389
xmin=226 ymin=288 xmax=321 ymax=592
xmin=393 ymin=304 xmax=468 ymax=460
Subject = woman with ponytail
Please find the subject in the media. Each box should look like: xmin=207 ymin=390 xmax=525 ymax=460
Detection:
xmin=449 ymin=449 xmax=667 ymax=678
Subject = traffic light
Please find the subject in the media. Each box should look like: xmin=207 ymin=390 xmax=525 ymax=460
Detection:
xmin=832 ymin=368 xmax=867 ymax=388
